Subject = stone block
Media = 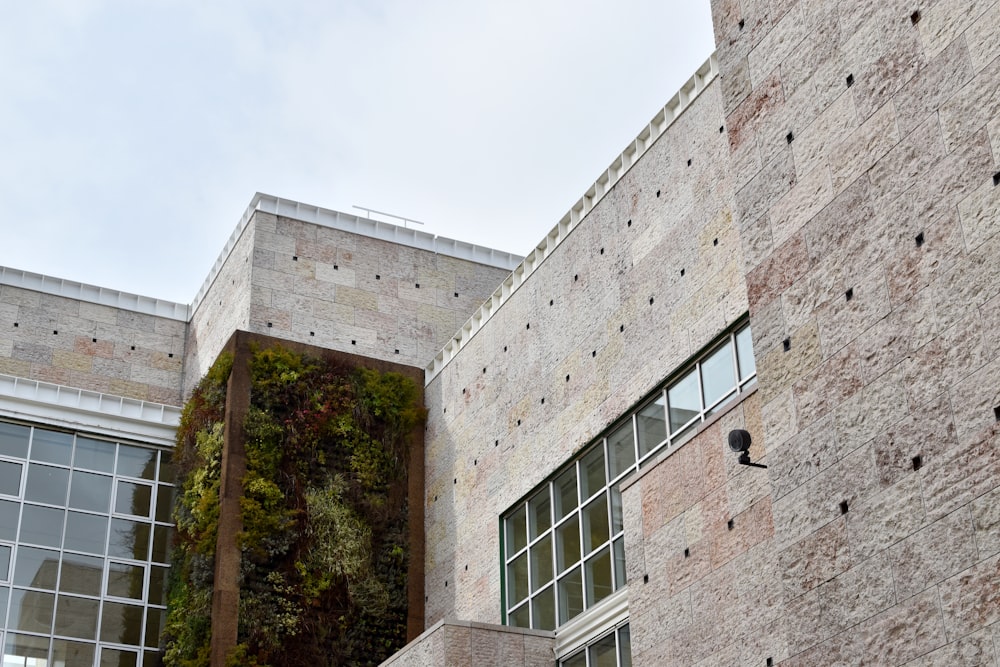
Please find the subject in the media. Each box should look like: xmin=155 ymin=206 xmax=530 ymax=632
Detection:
xmin=890 ymin=508 xmax=979 ymax=600
xmin=939 ymin=55 xmax=1000 ymax=153
xmin=792 ymin=342 xmax=863 ymax=428
xmin=822 ymin=552 xmax=897 ymax=635
xmin=768 ymin=413 xmax=839 ymax=500
xmin=917 ymin=0 xmax=994 ymax=59
xmin=971 ymin=485 xmax=1000 ymax=560
xmin=958 ymin=175 xmax=1000 ymax=252
xmin=828 ymin=103 xmax=901 ymax=192
xmin=847 ymin=473 xmax=925 ymax=563
xmin=861 ymin=588 xmax=947 ymax=665
xmin=777 ymin=516 xmax=850 ymax=597
xmin=939 ymin=552 xmax=1000 ymax=640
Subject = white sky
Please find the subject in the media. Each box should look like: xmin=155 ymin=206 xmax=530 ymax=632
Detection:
xmin=0 ymin=0 xmax=716 ymax=304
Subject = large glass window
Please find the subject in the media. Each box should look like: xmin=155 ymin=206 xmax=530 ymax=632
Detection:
xmin=0 ymin=421 xmax=173 ymax=666
xmin=559 ymin=623 xmax=632 ymax=667
xmin=503 ymin=322 xmax=755 ymax=631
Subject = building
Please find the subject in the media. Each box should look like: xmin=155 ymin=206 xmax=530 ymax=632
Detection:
xmin=2 ymin=0 xmax=999 ymax=664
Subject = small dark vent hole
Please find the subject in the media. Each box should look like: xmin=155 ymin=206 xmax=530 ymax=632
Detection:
xmin=540 ymin=398 xmax=545 ymax=405
xmin=495 ymin=440 xmax=499 ymax=447
xmin=767 ymin=659 xmax=774 ymax=667
xmin=130 ymin=346 xmax=135 ymax=351
xmin=550 ymin=299 xmax=554 ymax=306
xmin=483 ymin=367 xmax=487 ymax=374
xmin=680 ymin=268 xmax=685 ymax=277
xmin=786 ymin=131 xmax=794 ymax=144
xmin=526 ymin=323 xmax=530 ymax=330
xmin=453 ymin=479 xmax=456 ymax=485
xmin=839 ymin=500 xmax=849 ymax=514
xmin=994 ymin=405 xmax=1000 ymax=421
xmin=845 ymin=288 xmax=854 ymax=301
xmin=333 ymin=264 xmax=338 ymax=270
xmin=454 ymin=292 xmax=459 ymax=297
xmin=53 ymin=330 xmax=58 ymax=335
xmin=566 ymin=375 xmax=570 ymax=382
xmin=738 ymin=18 xmax=745 ymax=30
xmin=846 ymin=73 xmax=854 ymax=87
xmin=415 ymin=283 xmax=420 ymax=288
xmin=13 ymin=323 xmax=17 ymax=328
xmin=473 ymin=460 xmax=476 ymax=466
xmin=683 ymin=548 xmax=690 ymax=558
xmin=292 ymin=256 xmax=298 ymax=261
xmin=656 ymin=189 xmax=661 ymax=198
xmin=600 ymin=247 xmax=605 ymax=255
xmin=713 ymin=238 xmax=718 ymax=246
xmin=168 ymin=353 xmax=174 ymax=358
xmin=351 ymin=340 xmax=356 ymax=345
xmin=643 ymin=574 xmax=649 ymax=584
xmin=727 ymin=518 xmax=734 ymax=531
xmin=465 ymin=564 xmax=468 ymax=570
xmin=993 ymin=171 xmax=1000 ymax=186
xmin=394 ymin=349 xmax=399 ymax=354
xmin=620 ymin=324 xmax=625 ymax=333
xmin=783 ymin=338 xmax=791 ymax=352
xmin=267 ymin=322 xmax=272 ymax=328
xmin=433 ymin=495 xmax=437 ymax=502
xmin=719 ymin=126 xmax=725 ymax=133
xmin=462 ymin=388 xmax=466 ymax=395
xmin=687 ymin=158 xmax=692 ymax=166
xmin=592 ymin=350 xmax=597 ymax=358
xmin=574 ymin=274 xmax=579 ymax=282
xmin=649 ymin=297 xmax=654 ymax=305
xmin=915 ymin=232 xmax=925 ymax=247
xmin=912 ymin=455 xmax=922 ymax=471
xmin=504 ymin=346 xmax=508 ymax=352
xmin=517 ymin=419 xmax=521 ymax=426
xmin=445 ymin=580 xmax=448 ymax=587
xmin=910 ymin=10 xmax=921 ymax=24
xmin=310 ymin=331 xmax=315 ymax=336
xmin=375 ymin=274 xmax=380 ymax=280
xmin=627 ymin=219 xmax=632 ymax=227
xmin=92 ymin=338 xmax=97 ymax=343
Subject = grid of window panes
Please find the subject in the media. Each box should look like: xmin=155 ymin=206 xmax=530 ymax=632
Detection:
xmin=0 ymin=420 xmax=175 ymax=667
xmin=504 ymin=323 xmax=754 ymax=630
xmin=559 ymin=624 xmax=631 ymax=667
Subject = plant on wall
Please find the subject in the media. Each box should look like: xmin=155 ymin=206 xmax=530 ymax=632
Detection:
xmin=164 ymin=345 xmax=424 ymax=666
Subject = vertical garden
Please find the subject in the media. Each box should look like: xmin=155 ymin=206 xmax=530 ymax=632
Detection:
xmin=163 ymin=342 xmax=424 ymax=666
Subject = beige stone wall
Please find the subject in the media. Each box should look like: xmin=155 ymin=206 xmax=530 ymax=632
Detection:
xmin=245 ymin=212 xmax=514 ymax=372
xmin=379 ymin=620 xmax=553 ymax=667
xmin=422 ymin=79 xmax=748 ymax=627
xmin=0 ymin=285 xmax=186 ymax=405
xmin=712 ymin=0 xmax=1000 ymax=663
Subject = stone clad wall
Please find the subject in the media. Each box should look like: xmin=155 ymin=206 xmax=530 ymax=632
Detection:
xmin=711 ymin=0 xmax=1000 ymax=663
xmin=0 ymin=285 xmax=186 ymax=405
xmin=421 ymin=79 xmax=748 ymax=627
xmin=379 ymin=620 xmax=554 ymax=667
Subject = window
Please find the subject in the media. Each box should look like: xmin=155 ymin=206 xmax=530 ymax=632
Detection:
xmin=0 ymin=421 xmax=174 ymax=667
xmin=559 ymin=623 xmax=631 ymax=667
xmin=503 ymin=322 xmax=755 ymax=631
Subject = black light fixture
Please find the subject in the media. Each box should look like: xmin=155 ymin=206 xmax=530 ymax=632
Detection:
xmin=728 ymin=429 xmax=767 ymax=468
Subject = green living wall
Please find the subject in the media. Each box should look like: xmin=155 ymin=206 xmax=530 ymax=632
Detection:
xmin=164 ymin=345 xmax=424 ymax=666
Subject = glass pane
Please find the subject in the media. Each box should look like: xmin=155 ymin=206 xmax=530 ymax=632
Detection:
xmin=146 ymin=651 xmax=163 ymax=667
xmin=116 ymin=481 xmax=152 ymax=517
xmin=701 ymin=341 xmax=736 ymax=409
xmin=101 ymin=600 xmax=144 ymax=645
xmin=100 ymin=647 xmax=139 ymax=667
xmin=531 ymin=586 xmax=556 ymax=631
xmin=0 ymin=499 xmax=19 ymax=539
xmin=4 ymin=632 xmax=49 ymax=661
xmin=107 ymin=562 xmax=145 ymax=600
xmin=610 ymin=485 xmax=623 ymax=534
xmin=108 ymin=518 xmax=150 ymax=561
xmin=0 ymin=544 xmax=10 ymax=580
xmin=613 ymin=537 xmax=627 ymax=589
xmin=155 ymin=485 xmax=175 ymax=523
xmin=619 ymin=625 xmax=632 ymax=667
xmin=529 ymin=534 xmax=553 ymax=593
xmin=151 ymin=525 xmax=172 ymax=563
xmin=561 ymin=650 xmax=587 ymax=667
xmin=19 ymin=504 xmax=65 ymax=547
xmin=589 ymin=632 xmax=618 ymax=667
xmin=60 ymin=553 xmax=104 ymax=596
xmin=146 ymin=606 xmax=166 ymax=647
xmin=0 ymin=422 xmax=30 ymax=458
xmin=117 ymin=444 xmax=156 ymax=480
xmin=9 ymin=588 xmax=54 ymax=633
xmin=13 ymin=546 xmax=59 ymax=589
xmin=69 ymin=470 xmax=112 ymax=513
xmin=52 ymin=638 xmax=97 ymax=667
xmin=553 ymin=467 xmax=578 ymax=520
xmin=74 ymin=436 xmax=116 ymax=472
xmin=507 ymin=552 xmax=528 ymax=606
xmin=508 ymin=601 xmax=530 ymax=628
xmin=736 ymin=325 xmax=756 ymax=380
xmin=506 ymin=505 xmax=527 ymax=555
xmin=55 ymin=594 xmax=100 ymax=639
xmin=158 ymin=452 xmax=177 ymax=484
xmin=557 ymin=567 xmax=583 ymax=625
xmin=0 ymin=459 xmax=23 ymax=496
xmin=636 ymin=395 xmax=667 ymax=458
xmin=607 ymin=421 xmax=636 ymax=480
xmin=668 ymin=369 xmax=700 ymax=434
xmin=0 ymin=587 xmax=7 ymax=624
xmin=584 ymin=546 xmax=613 ymax=607
xmin=582 ymin=494 xmax=609 ymax=555
xmin=148 ymin=565 xmax=169 ymax=606
xmin=64 ymin=511 xmax=109 ymax=555
xmin=528 ymin=489 xmax=551 ymax=539
xmin=555 ymin=515 xmax=580 ymax=572
xmin=25 ymin=463 xmax=69 ymax=505
xmin=31 ymin=428 xmax=73 ymax=465
xmin=579 ymin=446 xmax=606 ymax=500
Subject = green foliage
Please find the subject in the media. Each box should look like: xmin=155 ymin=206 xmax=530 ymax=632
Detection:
xmin=164 ymin=344 xmax=423 ymax=666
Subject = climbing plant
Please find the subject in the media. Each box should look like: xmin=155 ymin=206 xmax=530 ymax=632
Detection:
xmin=164 ymin=345 xmax=424 ymax=666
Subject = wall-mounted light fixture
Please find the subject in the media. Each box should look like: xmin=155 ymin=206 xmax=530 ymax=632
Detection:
xmin=728 ymin=429 xmax=767 ymax=468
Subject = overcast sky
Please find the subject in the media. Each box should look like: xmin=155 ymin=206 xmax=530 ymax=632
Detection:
xmin=0 ymin=0 xmax=715 ymax=303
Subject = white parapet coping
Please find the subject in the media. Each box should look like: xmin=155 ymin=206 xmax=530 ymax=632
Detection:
xmin=189 ymin=193 xmax=525 ymax=315
xmin=425 ymin=52 xmax=719 ymax=384
xmin=0 ymin=373 xmax=182 ymax=447
xmin=0 ymin=266 xmax=191 ymax=321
